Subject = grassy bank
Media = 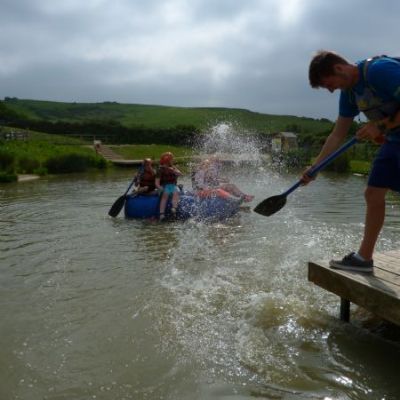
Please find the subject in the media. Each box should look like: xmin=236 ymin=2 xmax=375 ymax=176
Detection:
xmin=109 ymin=144 xmax=194 ymax=161
xmin=0 ymin=129 xmax=107 ymax=181
xmin=0 ymin=123 xmax=374 ymax=184
xmin=350 ymin=160 xmax=371 ymax=175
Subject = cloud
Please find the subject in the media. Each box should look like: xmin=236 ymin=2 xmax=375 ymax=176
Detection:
xmin=1 ymin=0 xmax=399 ymax=120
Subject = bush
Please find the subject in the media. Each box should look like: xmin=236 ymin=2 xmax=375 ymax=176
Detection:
xmin=33 ymin=166 xmax=48 ymax=176
xmin=45 ymin=153 xmax=90 ymax=173
xmin=325 ymin=152 xmax=350 ymax=173
xmin=0 ymin=172 xmax=17 ymax=182
xmin=0 ymin=148 xmax=15 ymax=172
xmin=91 ymin=156 xmax=108 ymax=169
xmin=17 ymin=156 xmax=40 ymax=173
xmin=284 ymin=148 xmax=311 ymax=168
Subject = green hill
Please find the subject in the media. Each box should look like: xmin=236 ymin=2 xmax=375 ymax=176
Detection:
xmin=2 ymin=97 xmax=332 ymax=134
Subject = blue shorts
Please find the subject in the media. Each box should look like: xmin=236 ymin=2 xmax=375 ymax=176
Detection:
xmin=162 ymin=183 xmax=179 ymax=195
xmin=368 ymin=142 xmax=400 ymax=192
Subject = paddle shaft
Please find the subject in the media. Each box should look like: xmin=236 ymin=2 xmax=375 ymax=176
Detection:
xmin=282 ymin=136 xmax=358 ymax=197
xmin=108 ymin=177 xmax=137 ymax=217
xmin=123 ymin=178 xmax=136 ymax=197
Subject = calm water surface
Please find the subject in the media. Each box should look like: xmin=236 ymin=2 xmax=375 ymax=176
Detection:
xmin=1 ymin=167 xmax=400 ymax=400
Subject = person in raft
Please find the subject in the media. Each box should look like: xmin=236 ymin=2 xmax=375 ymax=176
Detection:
xmin=132 ymin=158 xmax=157 ymax=194
xmin=155 ymin=152 xmax=182 ymax=221
xmin=191 ymin=159 xmax=234 ymax=200
xmin=199 ymin=155 xmax=254 ymax=202
xmin=192 ymin=159 xmax=210 ymax=191
xmin=303 ymin=50 xmax=400 ymax=273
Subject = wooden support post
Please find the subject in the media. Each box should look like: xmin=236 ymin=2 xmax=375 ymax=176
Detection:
xmin=340 ymin=298 xmax=350 ymax=322
xmin=308 ymin=251 xmax=400 ymax=326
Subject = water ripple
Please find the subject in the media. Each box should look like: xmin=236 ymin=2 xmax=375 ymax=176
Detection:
xmin=1 ymin=169 xmax=399 ymax=400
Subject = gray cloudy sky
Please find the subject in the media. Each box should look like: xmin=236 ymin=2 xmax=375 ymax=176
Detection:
xmin=1 ymin=0 xmax=399 ymax=120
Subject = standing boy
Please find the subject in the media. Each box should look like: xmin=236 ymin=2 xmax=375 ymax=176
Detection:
xmin=304 ymin=50 xmax=400 ymax=273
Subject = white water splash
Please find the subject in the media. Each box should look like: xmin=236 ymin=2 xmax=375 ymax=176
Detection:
xmin=196 ymin=122 xmax=264 ymax=166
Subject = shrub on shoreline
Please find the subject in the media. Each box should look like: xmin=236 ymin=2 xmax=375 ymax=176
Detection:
xmin=0 ymin=135 xmax=109 ymax=179
xmin=0 ymin=148 xmax=15 ymax=172
xmin=0 ymin=172 xmax=17 ymax=182
xmin=18 ymin=156 xmax=40 ymax=174
xmin=46 ymin=153 xmax=90 ymax=173
xmin=44 ymin=153 xmax=107 ymax=174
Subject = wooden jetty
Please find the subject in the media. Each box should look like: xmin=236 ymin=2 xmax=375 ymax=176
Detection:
xmin=110 ymin=159 xmax=143 ymax=167
xmin=308 ymin=250 xmax=400 ymax=325
xmin=18 ymin=174 xmax=40 ymax=182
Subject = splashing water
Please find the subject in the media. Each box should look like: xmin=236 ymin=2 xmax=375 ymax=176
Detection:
xmin=195 ymin=122 xmax=264 ymax=166
xmin=1 ymin=126 xmax=400 ymax=399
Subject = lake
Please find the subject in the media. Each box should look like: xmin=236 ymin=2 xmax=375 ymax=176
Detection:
xmin=1 ymin=164 xmax=400 ymax=400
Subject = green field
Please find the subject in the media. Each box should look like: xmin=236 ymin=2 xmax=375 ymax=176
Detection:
xmin=110 ymin=144 xmax=193 ymax=161
xmin=3 ymin=97 xmax=333 ymax=134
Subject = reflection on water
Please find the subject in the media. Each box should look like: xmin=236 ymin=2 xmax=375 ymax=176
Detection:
xmin=1 ymin=165 xmax=400 ymax=400
xmin=290 ymin=173 xmax=400 ymax=228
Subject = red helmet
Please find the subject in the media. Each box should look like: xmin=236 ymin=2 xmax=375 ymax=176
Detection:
xmin=160 ymin=152 xmax=173 ymax=165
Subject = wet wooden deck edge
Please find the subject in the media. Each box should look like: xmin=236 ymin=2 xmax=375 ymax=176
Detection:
xmin=308 ymin=250 xmax=400 ymax=325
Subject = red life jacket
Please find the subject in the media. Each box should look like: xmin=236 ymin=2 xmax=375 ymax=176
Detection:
xmin=139 ymin=169 xmax=156 ymax=189
xmin=159 ymin=166 xmax=178 ymax=185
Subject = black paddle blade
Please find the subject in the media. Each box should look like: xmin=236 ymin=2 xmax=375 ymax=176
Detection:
xmin=108 ymin=195 xmax=126 ymax=217
xmin=253 ymin=194 xmax=287 ymax=216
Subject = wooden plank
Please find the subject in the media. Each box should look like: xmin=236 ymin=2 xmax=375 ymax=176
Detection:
xmin=308 ymin=257 xmax=400 ymax=326
xmin=376 ymin=254 xmax=400 ymax=268
xmin=372 ymin=266 xmax=400 ymax=287
xmin=383 ymin=250 xmax=400 ymax=257
xmin=309 ymin=262 xmax=400 ymax=298
xmin=375 ymin=251 xmax=400 ymax=275
xmin=377 ymin=249 xmax=400 ymax=261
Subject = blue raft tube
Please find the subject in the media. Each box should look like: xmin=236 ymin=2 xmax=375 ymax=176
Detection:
xmin=124 ymin=191 xmax=242 ymax=221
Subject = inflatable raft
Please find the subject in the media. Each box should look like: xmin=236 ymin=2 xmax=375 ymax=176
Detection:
xmin=124 ymin=192 xmax=242 ymax=221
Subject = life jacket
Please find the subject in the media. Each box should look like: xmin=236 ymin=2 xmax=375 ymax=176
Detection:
xmin=159 ymin=165 xmax=178 ymax=185
xmin=351 ymin=56 xmax=400 ymax=121
xmin=138 ymin=169 xmax=156 ymax=189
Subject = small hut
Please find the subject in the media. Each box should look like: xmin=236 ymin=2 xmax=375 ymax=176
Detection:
xmin=271 ymin=132 xmax=298 ymax=153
